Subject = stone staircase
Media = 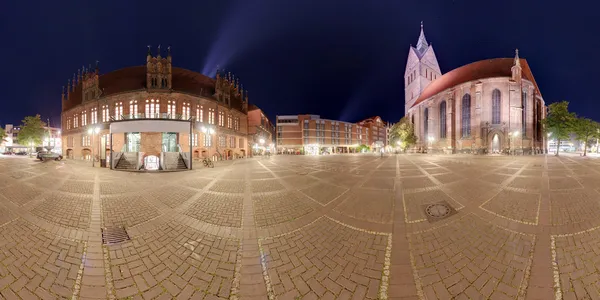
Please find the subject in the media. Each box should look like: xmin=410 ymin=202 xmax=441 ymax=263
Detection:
xmin=176 ymin=155 xmax=187 ymax=170
xmin=115 ymin=152 xmax=138 ymax=170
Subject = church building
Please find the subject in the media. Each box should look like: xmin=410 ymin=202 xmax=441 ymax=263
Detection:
xmin=405 ymin=23 xmax=547 ymax=154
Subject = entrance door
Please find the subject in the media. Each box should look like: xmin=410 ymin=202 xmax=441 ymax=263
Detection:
xmin=144 ymin=155 xmax=160 ymax=170
xmin=491 ymin=134 xmax=500 ymax=154
xmin=162 ymin=133 xmax=178 ymax=152
xmin=126 ymin=133 xmax=141 ymax=152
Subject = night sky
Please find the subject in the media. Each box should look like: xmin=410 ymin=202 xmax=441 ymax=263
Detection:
xmin=1 ymin=0 xmax=598 ymax=128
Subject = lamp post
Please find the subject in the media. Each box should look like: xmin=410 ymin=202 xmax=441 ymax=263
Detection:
xmin=259 ymin=138 xmax=265 ymax=155
xmin=88 ymin=127 xmax=100 ymax=167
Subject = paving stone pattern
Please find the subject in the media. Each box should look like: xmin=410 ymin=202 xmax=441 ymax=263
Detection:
xmin=0 ymin=154 xmax=600 ymax=299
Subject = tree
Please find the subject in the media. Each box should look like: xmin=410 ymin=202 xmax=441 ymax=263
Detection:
xmin=0 ymin=127 xmax=6 ymax=143
xmin=389 ymin=116 xmax=417 ymax=152
xmin=573 ymin=117 xmax=600 ymax=156
xmin=542 ymin=101 xmax=577 ymax=156
xmin=18 ymin=115 xmax=46 ymax=152
xmin=357 ymin=144 xmax=370 ymax=153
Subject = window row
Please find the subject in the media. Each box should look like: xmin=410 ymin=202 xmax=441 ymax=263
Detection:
xmin=422 ymin=89 xmax=530 ymax=139
xmin=65 ymin=100 xmax=241 ymax=131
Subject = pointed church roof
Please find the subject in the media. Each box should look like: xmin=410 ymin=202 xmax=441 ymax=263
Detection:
xmin=415 ymin=22 xmax=429 ymax=57
xmin=411 ymin=57 xmax=542 ymax=109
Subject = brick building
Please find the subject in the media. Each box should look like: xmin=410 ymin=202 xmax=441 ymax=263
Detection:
xmin=276 ymin=115 xmax=373 ymax=154
xmin=247 ymin=104 xmax=275 ymax=155
xmin=405 ymin=23 xmax=547 ymax=154
xmin=61 ymin=46 xmax=250 ymax=170
xmin=356 ymin=116 xmax=391 ymax=152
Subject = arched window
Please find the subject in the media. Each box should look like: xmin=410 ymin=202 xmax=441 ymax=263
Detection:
xmin=439 ymin=101 xmax=447 ymax=138
xmin=424 ymin=108 xmax=429 ymax=137
xmin=461 ymin=94 xmax=471 ymax=137
xmin=522 ymin=91 xmax=527 ymax=136
xmin=492 ymin=89 xmax=501 ymax=124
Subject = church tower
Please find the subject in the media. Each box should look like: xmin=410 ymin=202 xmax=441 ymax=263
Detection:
xmin=404 ymin=22 xmax=442 ymax=115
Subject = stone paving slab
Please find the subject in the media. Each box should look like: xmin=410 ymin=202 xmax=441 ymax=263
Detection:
xmin=0 ymin=154 xmax=600 ymax=299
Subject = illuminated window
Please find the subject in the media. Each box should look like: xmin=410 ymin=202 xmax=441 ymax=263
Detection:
xmin=219 ymin=136 xmax=226 ymax=147
xmin=208 ymin=108 xmax=215 ymax=124
xmin=219 ymin=111 xmax=225 ymax=127
xmin=145 ymin=99 xmax=159 ymax=118
xmin=115 ymin=102 xmax=123 ymax=120
xmin=203 ymin=134 xmax=212 ymax=147
xmin=91 ymin=108 xmax=97 ymax=124
xmin=522 ymin=91 xmax=527 ymax=136
xmin=102 ymin=105 xmax=109 ymax=122
xmin=167 ymin=100 xmax=176 ymax=118
xmin=196 ymin=105 xmax=204 ymax=122
xmin=182 ymin=102 xmax=190 ymax=120
xmin=81 ymin=111 xmax=87 ymax=126
xmin=67 ymin=118 xmax=71 ymax=130
xmin=130 ymin=100 xmax=138 ymax=118
xmin=227 ymin=114 xmax=232 ymax=128
xmin=191 ymin=133 xmax=198 ymax=146
xmin=82 ymin=135 xmax=91 ymax=147
xmin=74 ymin=115 xmax=79 ymax=128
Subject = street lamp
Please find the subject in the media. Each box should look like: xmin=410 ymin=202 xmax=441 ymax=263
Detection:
xmin=87 ymin=127 xmax=100 ymax=167
xmin=428 ymin=136 xmax=434 ymax=152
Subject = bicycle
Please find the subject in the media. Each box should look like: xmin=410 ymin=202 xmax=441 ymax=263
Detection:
xmin=202 ymin=158 xmax=214 ymax=168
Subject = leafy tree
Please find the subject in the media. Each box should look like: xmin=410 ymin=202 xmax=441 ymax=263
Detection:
xmin=542 ymin=101 xmax=577 ymax=156
xmin=0 ymin=127 xmax=6 ymax=142
xmin=357 ymin=144 xmax=370 ymax=153
xmin=389 ymin=116 xmax=417 ymax=152
xmin=573 ymin=117 xmax=600 ymax=156
xmin=18 ymin=115 xmax=46 ymax=152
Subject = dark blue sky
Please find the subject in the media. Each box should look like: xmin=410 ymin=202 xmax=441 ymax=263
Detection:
xmin=0 ymin=0 xmax=597 ymax=127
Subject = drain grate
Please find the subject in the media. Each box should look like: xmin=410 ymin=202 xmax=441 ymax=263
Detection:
xmin=423 ymin=202 xmax=457 ymax=223
xmin=102 ymin=227 xmax=130 ymax=245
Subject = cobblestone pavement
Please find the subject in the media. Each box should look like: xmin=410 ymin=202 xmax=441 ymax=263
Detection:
xmin=1 ymin=154 xmax=600 ymax=299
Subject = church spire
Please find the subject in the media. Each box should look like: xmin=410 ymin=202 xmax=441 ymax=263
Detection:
xmin=416 ymin=21 xmax=429 ymax=54
xmin=512 ymin=49 xmax=522 ymax=82
xmin=513 ymin=48 xmax=521 ymax=67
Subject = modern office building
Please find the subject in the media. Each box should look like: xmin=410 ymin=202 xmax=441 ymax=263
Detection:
xmin=61 ymin=47 xmax=249 ymax=170
xmin=276 ymin=114 xmax=372 ymax=155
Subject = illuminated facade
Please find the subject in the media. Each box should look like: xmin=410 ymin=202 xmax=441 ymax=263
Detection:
xmin=405 ymin=23 xmax=547 ymax=154
xmin=61 ymin=47 xmax=249 ymax=170
xmin=276 ymin=115 xmax=372 ymax=154
xmin=247 ymin=105 xmax=275 ymax=155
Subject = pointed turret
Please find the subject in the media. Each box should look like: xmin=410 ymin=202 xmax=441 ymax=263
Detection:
xmin=62 ymin=86 xmax=65 ymax=102
xmin=67 ymin=80 xmax=71 ymax=98
xmin=95 ymin=60 xmax=99 ymax=73
xmin=167 ymin=46 xmax=172 ymax=62
xmin=157 ymin=45 xmax=162 ymax=58
xmin=72 ymin=74 xmax=76 ymax=91
xmin=415 ymin=21 xmax=429 ymax=55
xmin=147 ymin=45 xmax=152 ymax=62
xmin=512 ymin=49 xmax=522 ymax=82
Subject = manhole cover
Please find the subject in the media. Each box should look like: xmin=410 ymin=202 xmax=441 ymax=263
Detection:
xmin=422 ymin=201 xmax=457 ymax=222
xmin=426 ymin=203 xmax=451 ymax=218
xmin=102 ymin=227 xmax=130 ymax=245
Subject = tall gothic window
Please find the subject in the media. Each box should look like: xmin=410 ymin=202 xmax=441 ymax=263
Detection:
xmin=439 ymin=101 xmax=446 ymax=139
xmin=167 ymin=100 xmax=176 ymax=118
xmin=208 ymin=108 xmax=215 ymax=124
xmin=492 ymin=89 xmax=501 ymax=124
xmin=115 ymin=102 xmax=123 ymax=120
xmin=145 ymin=99 xmax=159 ymax=118
xmin=196 ymin=105 xmax=204 ymax=122
xmin=91 ymin=108 xmax=97 ymax=124
xmin=130 ymin=100 xmax=138 ymax=118
xmin=102 ymin=105 xmax=109 ymax=122
xmin=522 ymin=91 xmax=527 ymax=136
xmin=423 ymin=108 xmax=429 ymax=138
xmin=461 ymin=94 xmax=471 ymax=137
xmin=182 ymin=102 xmax=190 ymax=120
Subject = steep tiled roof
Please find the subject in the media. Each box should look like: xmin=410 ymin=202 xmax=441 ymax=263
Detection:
xmin=411 ymin=58 xmax=541 ymax=108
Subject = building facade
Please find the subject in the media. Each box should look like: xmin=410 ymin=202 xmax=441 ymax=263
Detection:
xmin=357 ymin=116 xmax=391 ymax=152
xmin=247 ymin=105 xmax=275 ymax=155
xmin=61 ymin=47 xmax=249 ymax=170
xmin=276 ymin=114 xmax=371 ymax=154
xmin=405 ymin=24 xmax=547 ymax=154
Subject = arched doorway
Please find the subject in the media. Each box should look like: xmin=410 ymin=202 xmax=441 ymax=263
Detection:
xmin=201 ymin=150 xmax=207 ymax=158
xmin=193 ymin=150 xmax=200 ymax=159
xmin=66 ymin=149 xmax=73 ymax=159
xmin=144 ymin=155 xmax=160 ymax=170
xmin=226 ymin=150 xmax=232 ymax=160
xmin=81 ymin=149 xmax=91 ymax=160
xmin=491 ymin=134 xmax=500 ymax=154
xmin=240 ymin=149 xmax=245 ymax=158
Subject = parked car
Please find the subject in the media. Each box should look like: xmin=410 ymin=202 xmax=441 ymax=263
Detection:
xmin=37 ymin=151 xmax=63 ymax=161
